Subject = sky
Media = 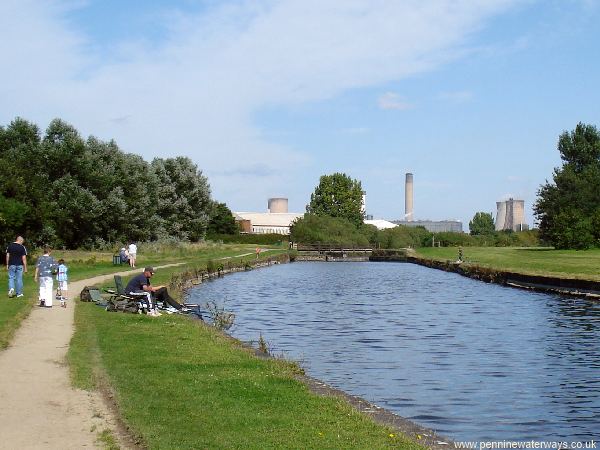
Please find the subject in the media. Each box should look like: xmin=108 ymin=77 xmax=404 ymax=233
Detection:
xmin=1 ymin=0 xmax=600 ymax=227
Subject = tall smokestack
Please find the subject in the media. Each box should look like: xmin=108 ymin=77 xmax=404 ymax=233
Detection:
xmin=405 ymin=173 xmax=413 ymax=221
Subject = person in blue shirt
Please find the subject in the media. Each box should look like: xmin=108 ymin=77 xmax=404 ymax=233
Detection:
xmin=56 ymin=259 xmax=68 ymax=308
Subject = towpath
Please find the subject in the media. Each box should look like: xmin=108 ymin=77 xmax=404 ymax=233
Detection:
xmin=0 ymin=263 xmax=183 ymax=450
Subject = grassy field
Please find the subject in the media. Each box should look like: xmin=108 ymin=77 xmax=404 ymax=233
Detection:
xmin=68 ymin=254 xmax=422 ymax=450
xmin=415 ymin=247 xmax=600 ymax=281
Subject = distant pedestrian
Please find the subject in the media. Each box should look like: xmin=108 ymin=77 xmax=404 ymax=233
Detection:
xmin=34 ymin=246 xmax=57 ymax=307
xmin=255 ymin=247 xmax=260 ymax=259
xmin=128 ymin=242 xmax=137 ymax=268
xmin=56 ymin=259 xmax=68 ymax=308
xmin=5 ymin=236 xmax=28 ymax=298
xmin=457 ymin=246 xmax=464 ymax=263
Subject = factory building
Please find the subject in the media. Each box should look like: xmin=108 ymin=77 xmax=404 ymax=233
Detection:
xmin=364 ymin=219 xmax=398 ymax=230
xmin=495 ymin=198 xmax=528 ymax=231
xmin=393 ymin=172 xmax=463 ymax=233
xmin=392 ymin=220 xmax=463 ymax=233
xmin=234 ymin=198 xmax=303 ymax=235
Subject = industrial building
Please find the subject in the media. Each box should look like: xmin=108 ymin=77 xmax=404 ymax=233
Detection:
xmin=392 ymin=220 xmax=463 ymax=233
xmin=364 ymin=219 xmax=398 ymax=230
xmin=392 ymin=172 xmax=463 ymax=233
xmin=495 ymin=198 xmax=528 ymax=231
xmin=234 ymin=198 xmax=303 ymax=235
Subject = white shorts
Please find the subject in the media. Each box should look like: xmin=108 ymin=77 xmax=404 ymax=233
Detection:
xmin=58 ymin=280 xmax=68 ymax=291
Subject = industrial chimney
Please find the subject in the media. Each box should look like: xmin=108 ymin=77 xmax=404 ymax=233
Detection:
xmin=405 ymin=173 xmax=413 ymax=221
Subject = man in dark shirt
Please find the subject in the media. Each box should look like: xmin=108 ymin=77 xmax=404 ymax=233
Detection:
xmin=6 ymin=236 xmax=27 ymax=298
xmin=125 ymin=267 xmax=184 ymax=315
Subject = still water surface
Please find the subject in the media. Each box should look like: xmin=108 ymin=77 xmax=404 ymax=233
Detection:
xmin=189 ymin=262 xmax=600 ymax=441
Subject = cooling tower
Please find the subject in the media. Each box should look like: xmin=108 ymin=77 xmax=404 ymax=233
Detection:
xmin=495 ymin=201 xmax=507 ymax=231
xmin=405 ymin=173 xmax=414 ymax=221
xmin=268 ymin=198 xmax=288 ymax=213
xmin=496 ymin=198 xmax=526 ymax=231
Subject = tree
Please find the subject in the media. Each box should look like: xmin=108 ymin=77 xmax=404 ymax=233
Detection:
xmin=534 ymin=123 xmax=600 ymax=249
xmin=469 ymin=212 xmax=495 ymax=235
xmin=306 ymin=173 xmax=363 ymax=226
xmin=151 ymin=157 xmax=211 ymax=241
xmin=0 ymin=117 xmax=216 ymax=247
xmin=207 ymin=202 xmax=238 ymax=235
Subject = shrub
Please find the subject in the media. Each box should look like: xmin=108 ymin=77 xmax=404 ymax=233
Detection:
xmin=290 ymin=214 xmax=370 ymax=246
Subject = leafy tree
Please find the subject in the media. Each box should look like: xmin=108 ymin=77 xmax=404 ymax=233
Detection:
xmin=0 ymin=117 xmax=216 ymax=247
xmin=469 ymin=212 xmax=495 ymax=235
xmin=207 ymin=202 xmax=238 ymax=235
xmin=307 ymin=173 xmax=363 ymax=226
xmin=0 ymin=195 xmax=29 ymax=243
xmin=151 ymin=157 xmax=211 ymax=241
xmin=534 ymin=123 xmax=600 ymax=249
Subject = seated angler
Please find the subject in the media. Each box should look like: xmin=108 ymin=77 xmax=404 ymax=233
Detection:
xmin=124 ymin=267 xmax=184 ymax=316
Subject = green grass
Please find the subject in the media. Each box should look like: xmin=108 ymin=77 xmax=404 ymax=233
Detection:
xmin=415 ymin=247 xmax=600 ymax=281
xmin=71 ymin=304 xmax=420 ymax=449
xmin=69 ymin=254 xmax=422 ymax=450
xmin=0 ymin=270 xmax=35 ymax=348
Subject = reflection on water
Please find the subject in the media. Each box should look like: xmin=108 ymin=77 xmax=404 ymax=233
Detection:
xmin=189 ymin=262 xmax=600 ymax=441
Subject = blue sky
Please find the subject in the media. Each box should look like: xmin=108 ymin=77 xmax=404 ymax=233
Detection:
xmin=1 ymin=1 xmax=599 ymax=227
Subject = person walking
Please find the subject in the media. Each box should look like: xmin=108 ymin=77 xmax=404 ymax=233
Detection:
xmin=34 ymin=247 xmax=56 ymax=307
xmin=56 ymin=258 xmax=68 ymax=307
xmin=128 ymin=242 xmax=137 ymax=268
xmin=5 ymin=236 xmax=28 ymax=298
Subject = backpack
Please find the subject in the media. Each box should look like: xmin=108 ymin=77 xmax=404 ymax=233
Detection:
xmin=80 ymin=286 xmax=100 ymax=302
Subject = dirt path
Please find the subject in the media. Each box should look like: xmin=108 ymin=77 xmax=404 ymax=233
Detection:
xmin=0 ymin=264 xmax=183 ymax=450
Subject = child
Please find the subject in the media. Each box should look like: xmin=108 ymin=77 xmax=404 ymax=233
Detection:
xmin=34 ymin=246 xmax=56 ymax=307
xmin=56 ymin=258 xmax=68 ymax=308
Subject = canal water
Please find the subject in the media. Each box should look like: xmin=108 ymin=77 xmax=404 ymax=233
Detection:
xmin=188 ymin=262 xmax=600 ymax=441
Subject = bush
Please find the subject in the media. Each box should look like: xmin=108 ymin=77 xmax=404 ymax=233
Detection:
xmin=372 ymin=225 xmax=431 ymax=249
xmin=290 ymin=214 xmax=370 ymax=246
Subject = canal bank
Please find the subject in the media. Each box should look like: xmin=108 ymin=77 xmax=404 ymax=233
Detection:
xmin=175 ymin=254 xmax=451 ymax=449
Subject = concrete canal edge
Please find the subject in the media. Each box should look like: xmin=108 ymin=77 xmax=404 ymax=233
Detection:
xmin=181 ymin=253 xmax=455 ymax=448
xmin=403 ymin=255 xmax=600 ymax=300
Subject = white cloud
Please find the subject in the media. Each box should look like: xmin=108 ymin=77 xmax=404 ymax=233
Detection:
xmin=0 ymin=0 xmax=519 ymax=211
xmin=377 ymin=92 xmax=413 ymax=110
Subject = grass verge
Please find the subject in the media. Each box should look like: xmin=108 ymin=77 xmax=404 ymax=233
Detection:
xmin=415 ymin=247 xmax=600 ymax=281
xmin=69 ymin=255 xmax=423 ymax=449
